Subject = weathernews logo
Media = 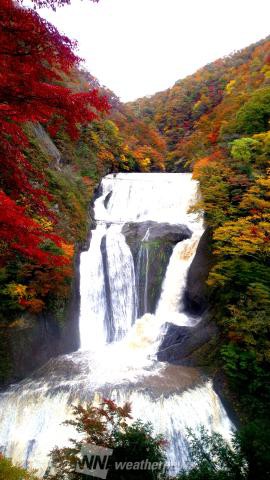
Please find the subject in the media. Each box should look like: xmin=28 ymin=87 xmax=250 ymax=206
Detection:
xmin=75 ymin=443 xmax=168 ymax=479
xmin=76 ymin=444 xmax=113 ymax=479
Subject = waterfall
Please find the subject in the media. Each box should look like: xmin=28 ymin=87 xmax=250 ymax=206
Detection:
xmin=79 ymin=223 xmax=137 ymax=349
xmin=0 ymin=173 xmax=233 ymax=476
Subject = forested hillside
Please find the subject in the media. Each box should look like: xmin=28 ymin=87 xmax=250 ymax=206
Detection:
xmin=130 ymin=37 xmax=270 ymax=420
xmin=0 ymin=0 xmax=166 ymax=382
xmin=1 ymin=0 xmax=270 ymax=477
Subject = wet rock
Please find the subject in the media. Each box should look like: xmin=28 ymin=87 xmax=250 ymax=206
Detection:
xmin=184 ymin=227 xmax=214 ymax=315
xmin=157 ymin=317 xmax=218 ymax=365
xmin=122 ymin=222 xmax=192 ymax=315
xmin=122 ymin=221 xmax=191 ymax=247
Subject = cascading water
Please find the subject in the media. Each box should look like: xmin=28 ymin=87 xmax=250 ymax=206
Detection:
xmin=0 ymin=173 xmax=233 ymax=476
xmin=80 ymin=223 xmax=137 ymax=347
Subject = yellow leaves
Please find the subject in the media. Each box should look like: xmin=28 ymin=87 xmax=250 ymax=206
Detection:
xmin=244 ymin=196 xmax=270 ymax=211
xmin=213 ymin=217 xmax=270 ymax=257
xmin=6 ymin=283 xmax=45 ymax=313
xmin=257 ymin=176 xmax=270 ymax=191
xmin=225 ymin=79 xmax=236 ymax=95
xmin=193 ymin=100 xmax=202 ymax=112
xmin=7 ymin=283 xmax=27 ymax=299
xmin=123 ymin=144 xmax=129 ymax=154
xmin=240 ymin=170 xmax=270 ymax=212
xmin=207 ymin=271 xmax=227 ymax=287
xmin=253 ymin=129 xmax=270 ymax=143
xmin=119 ymin=154 xmax=130 ymax=171
xmin=8 ymin=317 xmax=33 ymax=329
xmin=34 ymin=216 xmax=54 ymax=232
xmin=90 ymin=131 xmax=100 ymax=147
xmin=133 ymin=147 xmax=152 ymax=172
xmin=261 ymin=64 xmax=270 ymax=80
xmin=105 ymin=119 xmax=119 ymax=134
xmin=138 ymin=157 xmax=151 ymax=171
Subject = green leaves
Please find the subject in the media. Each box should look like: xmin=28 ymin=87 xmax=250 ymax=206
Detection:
xmin=45 ymin=400 xmax=166 ymax=480
xmin=177 ymin=427 xmax=247 ymax=480
xmin=235 ymin=88 xmax=270 ymax=135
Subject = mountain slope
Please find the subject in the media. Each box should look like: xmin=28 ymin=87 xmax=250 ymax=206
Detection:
xmin=129 ymin=36 xmax=270 ymax=170
xmin=130 ymin=36 xmax=270 ymax=420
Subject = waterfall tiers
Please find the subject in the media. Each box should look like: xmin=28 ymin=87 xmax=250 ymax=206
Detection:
xmin=0 ymin=173 xmax=233 ymax=476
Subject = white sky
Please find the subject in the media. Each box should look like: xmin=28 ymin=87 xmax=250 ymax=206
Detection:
xmin=39 ymin=0 xmax=270 ymax=102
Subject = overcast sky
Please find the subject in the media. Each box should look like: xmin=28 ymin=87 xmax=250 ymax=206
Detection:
xmin=40 ymin=0 xmax=270 ymax=102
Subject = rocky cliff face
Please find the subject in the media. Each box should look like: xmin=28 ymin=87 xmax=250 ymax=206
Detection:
xmin=158 ymin=227 xmax=216 ymax=366
xmin=122 ymin=221 xmax=192 ymax=315
xmin=157 ymin=317 xmax=218 ymax=365
xmin=0 ymin=122 xmax=98 ymax=387
xmin=184 ymin=228 xmax=214 ymax=315
xmin=1 ymin=248 xmax=82 ymax=386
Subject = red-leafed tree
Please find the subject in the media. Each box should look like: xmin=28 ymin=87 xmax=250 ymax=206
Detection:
xmin=0 ymin=0 xmax=109 ymax=208
xmin=0 ymin=0 xmax=109 ymax=313
xmin=0 ymin=191 xmax=66 ymax=266
xmin=0 ymin=0 xmax=109 ymax=267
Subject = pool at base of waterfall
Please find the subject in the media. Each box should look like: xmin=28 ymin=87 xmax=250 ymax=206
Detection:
xmin=0 ymin=173 xmax=234 ymax=476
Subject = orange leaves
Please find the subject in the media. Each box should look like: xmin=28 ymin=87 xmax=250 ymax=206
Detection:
xmin=207 ymin=126 xmax=220 ymax=145
xmin=68 ymin=399 xmax=132 ymax=449
xmin=60 ymin=242 xmax=74 ymax=259
xmin=193 ymin=156 xmax=212 ymax=179
xmin=193 ymin=150 xmax=223 ymax=179
xmin=19 ymin=298 xmax=45 ymax=314
xmin=133 ymin=147 xmax=151 ymax=172
xmin=82 ymin=176 xmax=94 ymax=188
xmin=110 ymin=105 xmax=166 ymax=172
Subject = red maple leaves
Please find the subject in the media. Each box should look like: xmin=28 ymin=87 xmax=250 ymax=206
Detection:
xmin=0 ymin=191 xmax=65 ymax=266
xmin=0 ymin=0 xmax=109 ymax=310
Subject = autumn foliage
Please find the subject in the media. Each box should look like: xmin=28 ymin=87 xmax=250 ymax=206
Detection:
xmin=0 ymin=0 xmax=167 ymax=329
xmin=46 ymin=399 xmax=166 ymax=480
xmin=132 ymin=36 xmax=270 ymax=415
xmin=0 ymin=0 xmax=109 ymax=315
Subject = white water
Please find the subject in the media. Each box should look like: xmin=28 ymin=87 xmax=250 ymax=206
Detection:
xmin=80 ymin=223 xmax=137 ymax=348
xmin=0 ymin=173 xmax=233 ymax=475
